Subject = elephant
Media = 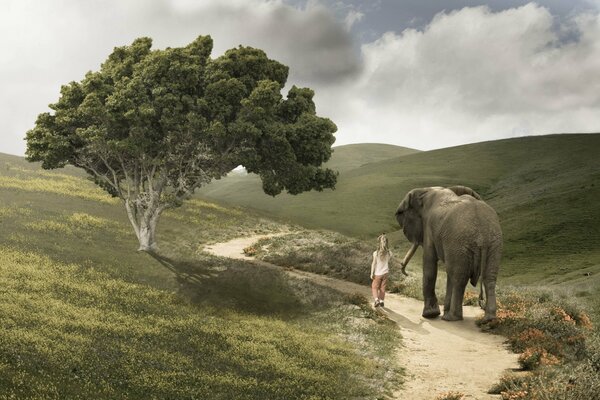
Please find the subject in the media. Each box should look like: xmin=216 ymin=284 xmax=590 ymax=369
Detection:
xmin=395 ymin=186 xmax=502 ymax=322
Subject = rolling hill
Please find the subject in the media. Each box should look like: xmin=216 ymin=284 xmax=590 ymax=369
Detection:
xmin=198 ymin=134 xmax=600 ymax=286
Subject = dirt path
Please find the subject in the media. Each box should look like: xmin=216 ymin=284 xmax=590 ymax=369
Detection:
xmin=204 ymin=235 xmax=519 ymax=400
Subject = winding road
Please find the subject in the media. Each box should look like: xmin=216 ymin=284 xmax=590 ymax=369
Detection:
xmin=204 ymin=234 xmax=519 ymax=400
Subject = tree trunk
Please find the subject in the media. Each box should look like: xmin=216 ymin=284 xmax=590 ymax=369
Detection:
xmin=138 ymin=216 xmax=159 ymax=253
xmin=125 ymin=199 xmax=161 ymax=253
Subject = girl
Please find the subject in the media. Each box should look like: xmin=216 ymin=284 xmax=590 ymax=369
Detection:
xmin=371 ymin=233 xmax=392 ymax=307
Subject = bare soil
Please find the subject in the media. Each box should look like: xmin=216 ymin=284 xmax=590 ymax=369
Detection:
xmin=204 ymin=235 xmax=520 ymax=400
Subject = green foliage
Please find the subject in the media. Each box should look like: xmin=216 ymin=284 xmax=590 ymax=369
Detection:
xmin=26 ymin=36 xmax=336 ymax=198
xmin=491 ymin=361 xmax=600 ymax=400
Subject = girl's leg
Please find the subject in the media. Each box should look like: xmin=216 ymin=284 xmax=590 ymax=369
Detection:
xmin=371 ymin=276 xmax=381 ymax=302
xmin=378 ymin=274 xmax=388 ymax=301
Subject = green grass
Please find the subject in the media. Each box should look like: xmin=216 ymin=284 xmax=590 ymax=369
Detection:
xmin=198 ymin=143 xmax=418 ymax=228
xmin=0 ymin=247 xmax=387 ymax=399
xmin=0 ymin=154 xmax=402 ymax=399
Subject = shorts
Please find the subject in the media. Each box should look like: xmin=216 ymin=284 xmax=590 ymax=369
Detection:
xmin=372 ymin=273 xmax=388 ymax=288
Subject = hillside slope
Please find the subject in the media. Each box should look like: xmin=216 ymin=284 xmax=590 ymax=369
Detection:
xmin=0 ymin=153 xmax=400 ymax=399
xmin=198 ymin=134 xmax=600 ymax=285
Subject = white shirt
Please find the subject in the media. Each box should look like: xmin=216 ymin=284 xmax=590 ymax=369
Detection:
xmin=372 ymin=250 xmax=392 ymax=276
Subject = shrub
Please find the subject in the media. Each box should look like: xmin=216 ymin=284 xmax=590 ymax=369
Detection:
xmin=484 ymin=287 xmax=600 ymax=400
xmin=518 ymin=347 xmax=560 ymax=370
xmin=435 ymin=391 xmax=465 ymax=400
xmin=254 ymin=230 xmax=375 ymax=284
xmin=501 ymin=390 xmax=530 ymax=400
xmin=500 ymin=361 xmax=600 ymax=400
xmin=481 ymin=289 xmax=591 ymax=365
xmin=462 ymin=290 xmax=480 ymax=306
xmin=243 ymin=245 xmax=257 ymax=256
xmin=489 ymin=373 xmax=531 ymax=395
xmin=346 ymin=292 xmax=369 ymax=307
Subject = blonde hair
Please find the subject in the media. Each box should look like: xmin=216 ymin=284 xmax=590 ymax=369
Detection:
xmin=376 ymin=233 xmax=389 ymax=260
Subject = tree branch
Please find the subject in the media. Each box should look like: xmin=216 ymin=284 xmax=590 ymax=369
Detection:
xmin=74 ymin=156 xmax=124 ymax=199
xmin=97 ymin=151 xmax=124 ymax=198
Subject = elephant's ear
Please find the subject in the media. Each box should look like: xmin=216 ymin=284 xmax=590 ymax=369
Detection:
xmin=447 ymin=185 xmax=482 ymax=200
xmin=396 ymin=188 xmax=427 ymax=244
xmin=410 ymin=188 xmax=428 ymax=209
xmin=396 ymin=188 xmax=426 ymax=215
xmin=395 ymin=192 xmax=411 ymax=215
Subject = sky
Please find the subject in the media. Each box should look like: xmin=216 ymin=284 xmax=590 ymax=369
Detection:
xmin=2 ymin=0 xmax=600 ymax=156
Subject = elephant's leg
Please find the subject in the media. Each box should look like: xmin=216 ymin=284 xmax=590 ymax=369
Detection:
xmin=444 ymin=270 xmax=452 ymax=312
xmin=481 ymin=249 xmax=501 ymax=322
xmin=442 ymin=276 xmax=468 ymax=321
xmin=482 ymin=280 xmax=497 ymax=322
xmin=422 ymin=250 xmax=440 ymax=318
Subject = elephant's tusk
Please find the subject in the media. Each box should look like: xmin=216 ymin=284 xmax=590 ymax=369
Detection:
xmin=400 ymin=243 xmax=419 ymax=276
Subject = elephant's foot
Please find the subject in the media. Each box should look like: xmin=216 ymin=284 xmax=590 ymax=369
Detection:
xmin=480 ymin=313 xmax=497 ymax=324
xmin=442 ymin=313 xmax=463 ymax=321
xmin=422 ymin=306 xmax=441 ymax=319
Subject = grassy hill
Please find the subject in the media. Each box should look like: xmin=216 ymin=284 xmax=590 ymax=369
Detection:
xmin=0 ymin=153 xmax=400 ymax=399
xmin=198 ymin=134 xmax=600 ymax=288
xmin=323 ymin=143 xmax=419 ymax=171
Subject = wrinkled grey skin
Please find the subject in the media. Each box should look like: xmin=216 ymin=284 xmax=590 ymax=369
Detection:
xmin=395 ymin=186 xmax=502 ymax=322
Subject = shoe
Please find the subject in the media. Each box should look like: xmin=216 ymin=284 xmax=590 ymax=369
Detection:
xmin=379 ymin=301 xmax=384 ymax=308
xmin=374 ymin=300 xmax=380 ymax=307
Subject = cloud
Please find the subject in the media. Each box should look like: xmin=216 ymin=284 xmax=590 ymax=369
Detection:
xmin=320 ymin=3 xmax=600 ymax=149
xmin=344 ymin=9 xmax=365 ymax=30
xmin=161 ymin=0 xmax=361 ymax=83
xmin=0 ymin=0 xmax=359 ymax=155
xmin=3 ymin=1 xmax=600 ymax=156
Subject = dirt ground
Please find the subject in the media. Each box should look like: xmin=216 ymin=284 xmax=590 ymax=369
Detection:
xmin=205 ymin=235 xmax=520 ymax=400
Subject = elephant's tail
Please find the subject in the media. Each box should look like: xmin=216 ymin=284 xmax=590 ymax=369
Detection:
xmin=478 ymin=278 xmax=486 ymax=309
xmin=474 ymin=247 xmax=488 ymax=310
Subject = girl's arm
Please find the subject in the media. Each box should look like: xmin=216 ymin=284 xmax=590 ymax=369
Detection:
xmin=370 ymin=252 xmax=376 ymax=279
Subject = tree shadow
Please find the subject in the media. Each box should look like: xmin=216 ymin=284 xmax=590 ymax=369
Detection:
xmin=145 ymin=251 xmax=310 ymax=319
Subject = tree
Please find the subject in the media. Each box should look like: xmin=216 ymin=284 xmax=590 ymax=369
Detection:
xmin=26 ymin=36 xmax=337 ymax=252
